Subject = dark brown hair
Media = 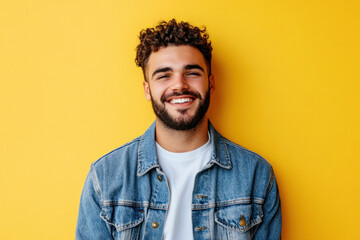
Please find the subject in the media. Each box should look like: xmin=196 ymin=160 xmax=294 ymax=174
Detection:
xmin=135 ymin=19 xmax=212 ymax=80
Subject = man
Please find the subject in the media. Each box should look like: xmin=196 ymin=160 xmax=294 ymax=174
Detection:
xmin=76 ymin=19 xmax=281 ymax=240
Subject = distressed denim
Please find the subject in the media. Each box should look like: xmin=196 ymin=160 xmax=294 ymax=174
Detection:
xmin=76 ymin=121 xmax=282 ymax=239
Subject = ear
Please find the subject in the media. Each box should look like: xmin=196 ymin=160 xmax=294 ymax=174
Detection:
xmin=143 ymin=81 xmax=151 ymax=101
xmin=209 ymin=74 xmax=215 ymax=94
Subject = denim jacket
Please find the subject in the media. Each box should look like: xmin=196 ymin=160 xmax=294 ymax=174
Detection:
xmin=76 ymin=122 xmax=282 ymax=239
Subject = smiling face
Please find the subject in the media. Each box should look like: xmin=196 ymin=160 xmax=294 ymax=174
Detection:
xmin=143 ymin=45 xmax=214 ymax=130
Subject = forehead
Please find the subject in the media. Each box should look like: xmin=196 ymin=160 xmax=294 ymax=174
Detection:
xmin=147 ymin=45 xmax=208 ymax=75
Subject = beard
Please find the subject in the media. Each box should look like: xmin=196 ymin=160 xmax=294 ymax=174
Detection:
xmin=150 ymin=88 xmax=210 ymax=131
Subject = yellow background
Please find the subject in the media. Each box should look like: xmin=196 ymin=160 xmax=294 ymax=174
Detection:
xmin=1 ymin=0 xmax=359 ymax=239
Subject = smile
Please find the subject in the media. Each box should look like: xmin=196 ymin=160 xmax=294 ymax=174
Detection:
xmin=169 ymin=98 xmax=194 ymax=104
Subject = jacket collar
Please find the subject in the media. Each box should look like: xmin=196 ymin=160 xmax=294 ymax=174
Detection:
xmin=137 ymin=121 xmax=232 ymax=176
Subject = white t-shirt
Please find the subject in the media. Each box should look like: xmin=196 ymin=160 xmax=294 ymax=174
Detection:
xmin=156 ymin=136 xmax=212 ymax=240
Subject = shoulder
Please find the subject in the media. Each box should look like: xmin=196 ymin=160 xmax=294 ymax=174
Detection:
xmin=90 ymin=136 xmax=142 ymax=178
xmin=223 ymin=137 xmax=272 ymax=170
xmin=84 ymin=136 xmax=144 ymax=201
xmin=216 ymin=133 xmax=275 ymax=191
xmin=210 ymin=122 xmax=272 ymax=174
xmin=216 ymin=135 xmax=276 ymax=200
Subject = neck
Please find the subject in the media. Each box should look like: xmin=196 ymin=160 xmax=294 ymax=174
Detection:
xmin=155 ymin=117 xmax=209 ymax=153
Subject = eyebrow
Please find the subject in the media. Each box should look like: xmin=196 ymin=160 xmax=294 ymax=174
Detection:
xmin=184 ymin=64 xmax=204 ymax=72
xmin=152 ymin=67 xmax=172 ymax=78
xmin=152 ymin=64 xmax=205 ymax=78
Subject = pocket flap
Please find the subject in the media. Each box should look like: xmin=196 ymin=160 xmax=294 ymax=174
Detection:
xmin=100 ymin=205 xmax=144 ymax=232
xmin=215 ymin=204 xmax=263 ymax=233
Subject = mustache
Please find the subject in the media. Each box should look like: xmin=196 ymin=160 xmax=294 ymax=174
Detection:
xmin=161 ymin=90 xmax=202 ymax=103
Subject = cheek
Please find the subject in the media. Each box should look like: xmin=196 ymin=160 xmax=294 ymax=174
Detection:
xmin=194 ymin=81 xmax=209 ymax=94
xmin=150 ymin=83 xmax=167 ymax=99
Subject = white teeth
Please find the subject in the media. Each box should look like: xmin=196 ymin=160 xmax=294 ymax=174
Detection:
xmin=170 ymin=98 xmax=193 ymax=104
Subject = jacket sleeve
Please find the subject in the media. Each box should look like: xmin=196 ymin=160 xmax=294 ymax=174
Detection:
xmin=254 ymin=170 xmax=282 ymax=240
xmin=76 ymin=166 xmax=113 ymax=240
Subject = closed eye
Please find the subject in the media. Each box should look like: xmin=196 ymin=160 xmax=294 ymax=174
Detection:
xmin=187 ymin=72 xmax=201 ymax=76
xmin=157 ymin=74 xmax=170 ymax=80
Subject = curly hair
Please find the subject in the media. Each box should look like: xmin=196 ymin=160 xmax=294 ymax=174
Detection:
xmin=135 ymin=19 xmax=212 ymax=80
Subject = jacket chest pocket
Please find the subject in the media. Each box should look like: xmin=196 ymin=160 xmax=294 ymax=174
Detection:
xmin=215 ymin=204 xmax=263 ymax=240
xmin=100 ymin=205 xmax=144 ymax=240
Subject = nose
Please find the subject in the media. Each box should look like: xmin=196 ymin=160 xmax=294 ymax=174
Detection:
xmin=170 ymin=73 xmax=189 ymax=92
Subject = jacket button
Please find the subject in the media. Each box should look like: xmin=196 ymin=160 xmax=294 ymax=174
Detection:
xmin=157 ymin=175 xmax=162 ymax=181
xmin=196 ymin=195 xmax=207 ymax=199
xmin=152 ymin=222 xmax=159 ymax=229
xmin=196 ymin=226 xmax=207 ymax=231
xmin=239 ymin=215 xmax=246 ymax=227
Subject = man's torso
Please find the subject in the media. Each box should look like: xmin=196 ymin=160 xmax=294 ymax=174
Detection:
xmin=85 ymin=122 xmax=274 ymax=239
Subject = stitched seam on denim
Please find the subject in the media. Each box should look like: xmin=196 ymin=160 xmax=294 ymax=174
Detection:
xmin=142 ymin=207 xmax=150 ymax=237
xmin=206 ymin=170 xmax=211 ymax=238
xmin=223 ymin=138 xmax=275 ymax=176
xmin=220 ymin=138 xmax=231 ymax=166
xmin=142 ymin=170 xmax=169 ymax=210
xmin=101 ymin=200 xmax=150 ymax=207
xmin=208 ymin=123 xmax=232 ymax=169
xmin=252 ymin=198 xmax=264 ymax=204
xmin=148 ymin=204 xmax=168 ymax=210
xmin=114 ymin=217 xmax=144 ymax=232
xmin=136 ymin=223 xmax=141 ymax=239
xmin=210 ymin=139 xmax=231 ymax=169
xmin=138 ymin=163 xmax=159 ymax=176
xmin=99 ymin=207 xmax=144 ymax=232
xmin=223 ymin=139 xmax=266 ymax=161
xmin=93 ymin=137 xmax=141 ymax=166
xmin=90 ymin=166 xmax=102 ymax=199
xmin=152 ymin=169 xmax=160 ymax=207
xmin=137 ymin=134 xmax=144 ymax=175
xmin=215 ymin=214 xmax=263 ymax=232
xmin=137 ymin=134 xmax=159 ymax=176
xmin=266 ymin=168 xmax=275 ymax=195
xmin=209 ymin=158 xmax=231 ymax=169
xmin=192 ymin=198 xmax=265 ymax=210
